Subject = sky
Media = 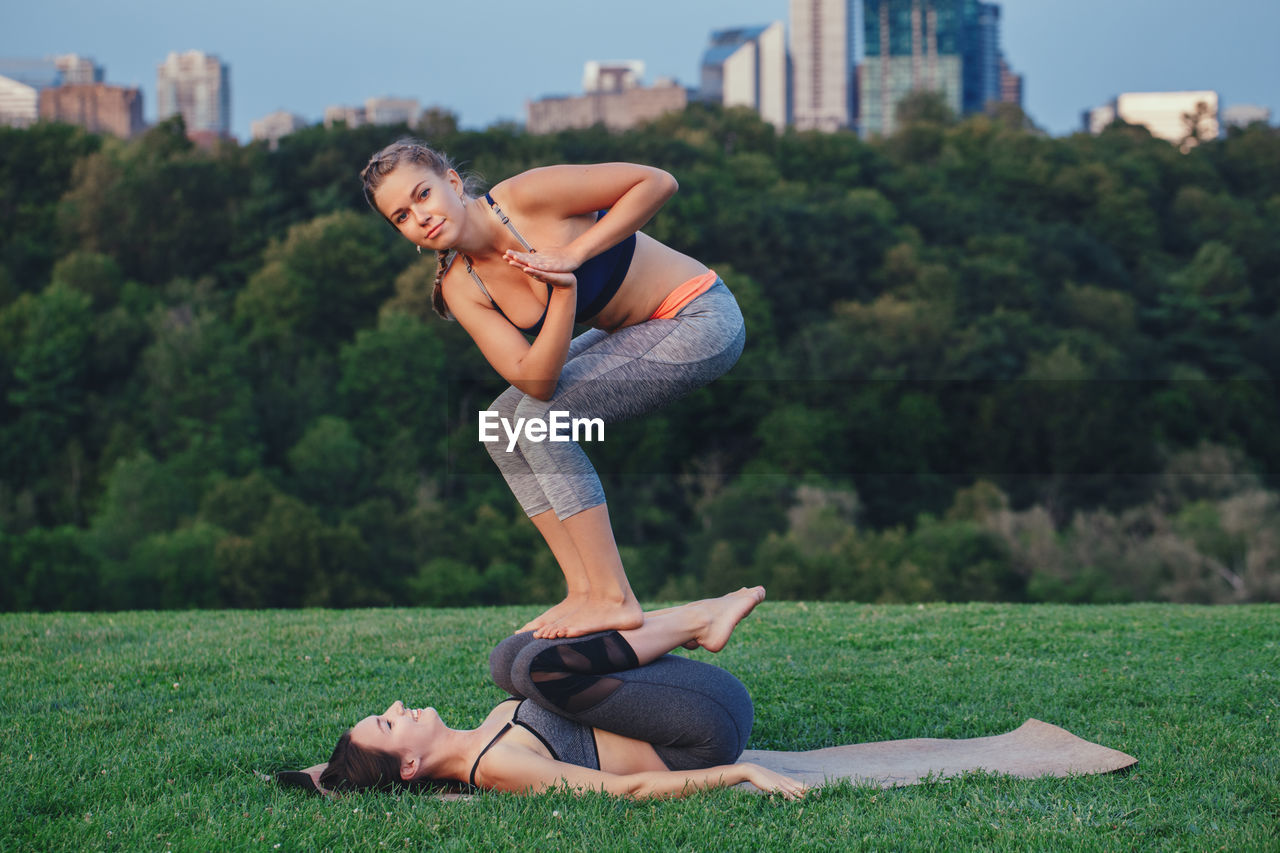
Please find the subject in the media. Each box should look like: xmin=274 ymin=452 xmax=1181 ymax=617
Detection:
xmin=3 ymin=0 xmax=1277 ymax=141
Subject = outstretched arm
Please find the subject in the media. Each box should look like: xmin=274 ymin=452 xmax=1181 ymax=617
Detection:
xmin=482 ymin=748 xmax=808 ymax=800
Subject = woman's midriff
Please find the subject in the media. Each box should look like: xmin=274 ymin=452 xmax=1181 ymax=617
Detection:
xmin=648 ymin=271 xmax=717 ymax=319
xmin=586 ymin=235 xmax=711 ymax=331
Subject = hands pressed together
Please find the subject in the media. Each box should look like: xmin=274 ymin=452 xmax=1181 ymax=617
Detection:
xmin=505 ymin=248 xmax=578 ymax=288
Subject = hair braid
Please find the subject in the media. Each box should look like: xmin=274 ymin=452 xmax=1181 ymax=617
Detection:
xmin=431 ymin=250 xmax=452 ymax=319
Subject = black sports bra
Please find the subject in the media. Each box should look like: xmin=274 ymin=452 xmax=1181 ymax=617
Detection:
xmin=469 ymin=699 xmax=600 ymax=787
xmin=454 ymin=193 xmax=636 ymax=335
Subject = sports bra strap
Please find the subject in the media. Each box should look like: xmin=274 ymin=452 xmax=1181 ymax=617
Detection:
xmin=452 ymin=193 xmax=539 ymax=311
xmin=484 ymin=192 xmax=535 ymax=253
xmin=470 ymin=721 xmax=514 ymax=788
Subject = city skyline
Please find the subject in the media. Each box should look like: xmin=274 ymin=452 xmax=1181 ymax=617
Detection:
xmin=2 ymin=0 xmax=1277 ymax=141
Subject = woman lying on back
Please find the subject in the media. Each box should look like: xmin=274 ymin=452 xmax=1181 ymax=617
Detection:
xmin=314 ymin=587 xmax=807 ymax=799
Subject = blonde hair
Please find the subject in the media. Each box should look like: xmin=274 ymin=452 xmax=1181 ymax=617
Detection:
xmin=360 ymin=138 xmax=481 ymax=319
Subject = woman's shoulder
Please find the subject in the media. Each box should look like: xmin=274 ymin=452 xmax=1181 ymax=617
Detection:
xmin=438 ymin=251 xmax=483 ymax=306
xmin=488 ymin=168 xmax=555 ymax=211
xmin=481 ymin=697 xmax=522 ymax=725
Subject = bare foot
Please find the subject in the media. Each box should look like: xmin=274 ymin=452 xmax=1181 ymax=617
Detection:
xmin=694 ymin=586 xmax=766 ymax=653
xmin=536 ymin=595 xmax=644 ymax=639
xmin=518 ymin=594 xmax=588 ymax=634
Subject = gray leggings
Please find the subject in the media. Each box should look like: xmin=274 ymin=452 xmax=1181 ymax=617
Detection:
xmin=484 ymin=279 xmax=746 ymax=520
xmin=490 ymin=630 xmax=754 ymax=771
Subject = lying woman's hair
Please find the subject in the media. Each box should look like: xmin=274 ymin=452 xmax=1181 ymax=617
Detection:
xmin=359 ymin=137 xmax=483 ymax=320
xmin=318 ymin=729 xmax=471 ymax=795
xmin=319 ymin=730 xmax=402 ymax=792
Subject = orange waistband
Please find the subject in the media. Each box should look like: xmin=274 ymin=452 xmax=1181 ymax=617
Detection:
xmin=649 ymin=271 xmax=718 ymax=320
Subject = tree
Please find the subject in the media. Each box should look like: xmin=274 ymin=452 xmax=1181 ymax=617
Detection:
xmin=1 ymin=284 xmax=93 ymax=487
xmin=235 ymin=210 xmax=404 ymax=352
xmin=0 ymin=122 xmax=101 ymax=294
xmin=338 ymin=310 xmax=447 ymax=455
xmin=58 ymin=117 xmax=248 ymax=286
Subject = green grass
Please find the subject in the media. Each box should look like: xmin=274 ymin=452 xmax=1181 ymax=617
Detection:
xmin=2 ymin=602 xmax=1277 ymax=851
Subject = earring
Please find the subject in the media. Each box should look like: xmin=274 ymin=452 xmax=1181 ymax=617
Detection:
xmin=417 ymin=245 xmax=422 ymax=254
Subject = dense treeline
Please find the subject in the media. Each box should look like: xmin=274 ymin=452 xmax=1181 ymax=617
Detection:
xmin=2 ymin=100 xmax=1278 ymax=612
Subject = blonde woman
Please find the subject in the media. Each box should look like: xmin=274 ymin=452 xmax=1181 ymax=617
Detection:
xmin=361 ymin=141 xmax=745 ymax=638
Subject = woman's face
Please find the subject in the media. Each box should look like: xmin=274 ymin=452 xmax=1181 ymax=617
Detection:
xmin=349 ymin=700 xmax=442 ymax=780
xmin=373 ymin=164 xmax=468 ymax=251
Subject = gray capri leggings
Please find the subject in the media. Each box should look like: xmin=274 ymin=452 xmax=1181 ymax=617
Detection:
xmin=485 ymin=279 xmax=746 ymax=520
xmin=490 ymin=630 xmax=754 ymax=771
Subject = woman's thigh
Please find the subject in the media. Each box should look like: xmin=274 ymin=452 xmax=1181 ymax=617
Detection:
xmin=494 ymin=632 xmax=753 ymax=770
xmin=526 ymin=282 xmax=745 ymax=425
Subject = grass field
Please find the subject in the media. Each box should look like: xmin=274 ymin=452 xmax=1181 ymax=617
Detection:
xmin=2 ymin=601 xmax=1277 ymax=851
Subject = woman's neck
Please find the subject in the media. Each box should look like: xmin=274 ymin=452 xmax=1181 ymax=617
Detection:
xmin=451 ymin=196 xmax=503 ymax=260
xmin=412 ymin=716 xmax=507 ymax=784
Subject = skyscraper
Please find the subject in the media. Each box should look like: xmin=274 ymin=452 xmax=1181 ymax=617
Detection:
xmin=156 ymin=51 xmax=230 ymax=137
xmin=699 ymin=22 xmax=788 ymax=128
xmin=966 ymin=1 xmax=1001 ymax=115
xmin=859 ymin=0 xmax=1013 ymax=136
xmin=790 ymin=0 xmax=859 ymax=131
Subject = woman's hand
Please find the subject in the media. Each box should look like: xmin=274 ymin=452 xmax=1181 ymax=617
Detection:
xmin=505 ymin=248 xmax=580 ymax=288
xmin=741 ymin=763 xmax=811 ymax=800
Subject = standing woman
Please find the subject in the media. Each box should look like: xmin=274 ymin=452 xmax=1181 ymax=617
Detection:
xmin=361 ymin=140 xmax=745 ymax=638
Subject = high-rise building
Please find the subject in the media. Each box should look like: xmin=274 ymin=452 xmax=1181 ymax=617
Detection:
xmin=0 ymin=75 xmax=40 ymax=128
xmin=859 ymin=1 xmax=1016 ymax=136
xmin=39 ymin=84 xmax=144 ymax=138
xmin=251 ymin=110 xmax=308 ymax=149
xmin=699 ymin=22 xmax=788 ymax=129
xmin=998 ymin=56 xmax=1022 ymax=107
xmin=0 ymin=55 xmax=102 ymax=127
xmin=156 ymin=51 xmax=230 ymax=137
xmin=965 ymin=1 xmax=1001 ymax=115
xmin=790 ymin=0 xmax=859 ymax=131
xmin=54 ymin=54 xmax=104 ymax=85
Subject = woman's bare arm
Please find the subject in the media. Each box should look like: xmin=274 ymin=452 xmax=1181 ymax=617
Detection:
xmin=479 ymin=747 xmax=808 ymax=800
xmin=443 ymin=265 xmax=576 ymax=401
xmin=443 ymin=162 xmax=677 ymax=398
xmin=498 ymin=163 xmax=678 ymax=274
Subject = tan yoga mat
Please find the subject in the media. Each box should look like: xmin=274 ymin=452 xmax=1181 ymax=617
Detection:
xmin=278 ymin=719 xmax=1134 ymax=796
xmin=737 ymin=719 xmax=1136 ymax=789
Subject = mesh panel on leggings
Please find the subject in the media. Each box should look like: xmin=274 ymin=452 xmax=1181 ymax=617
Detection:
xmin=527 ymin=632 xmax=640 ymax=715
